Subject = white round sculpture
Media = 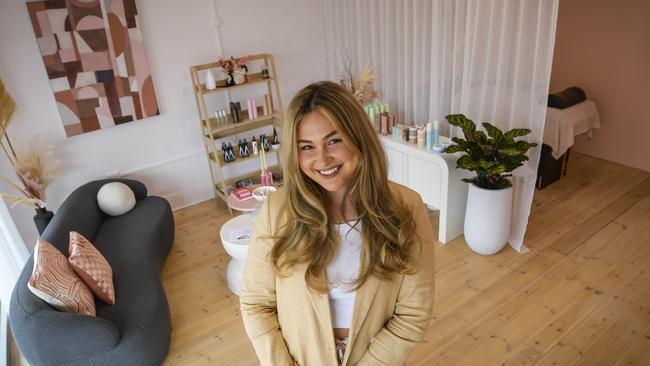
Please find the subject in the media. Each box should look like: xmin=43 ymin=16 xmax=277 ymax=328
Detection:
xmin=97 ymin=182 xmax=136 ymax=216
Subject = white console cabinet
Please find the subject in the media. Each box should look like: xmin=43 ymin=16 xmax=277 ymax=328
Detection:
xmin=380 ymin=135 xmax=471 ymax=244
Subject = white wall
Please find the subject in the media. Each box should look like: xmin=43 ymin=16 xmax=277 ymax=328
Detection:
xmin=0 ymin=0 xmax=326 ymax=249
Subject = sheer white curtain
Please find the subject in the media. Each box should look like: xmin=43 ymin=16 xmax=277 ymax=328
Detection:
xmin=322 ymin=0 xmax=558 ymax=252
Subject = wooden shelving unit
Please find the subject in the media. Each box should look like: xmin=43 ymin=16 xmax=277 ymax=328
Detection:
xmin=190 ymin=54 xmax=284 ymax=212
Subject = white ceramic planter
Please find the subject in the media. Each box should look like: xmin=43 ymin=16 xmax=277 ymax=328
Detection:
xmin=463 ymin=183 xmax=513 ymax=255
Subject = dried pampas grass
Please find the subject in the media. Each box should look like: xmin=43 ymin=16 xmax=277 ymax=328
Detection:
xmin=339 ymin=57 xmax=379 ymax=106
xmin=0 ymin=79 xmax=59 ymax=209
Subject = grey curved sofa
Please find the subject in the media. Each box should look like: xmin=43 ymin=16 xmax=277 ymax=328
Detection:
xmin=9 ymin=179 xmax=175 ymax=366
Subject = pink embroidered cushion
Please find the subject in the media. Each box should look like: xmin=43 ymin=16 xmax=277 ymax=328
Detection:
xmin=27 ymin=238 xmax=96 ymax=316
xmin=68 ymin=231 xmax=116 ymax=305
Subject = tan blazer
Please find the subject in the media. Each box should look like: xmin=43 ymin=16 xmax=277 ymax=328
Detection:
xmin=240 ymin=182 xmax=435 ymax=366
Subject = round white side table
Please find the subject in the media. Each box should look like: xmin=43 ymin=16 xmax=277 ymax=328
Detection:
xmin=219 ymin=213 xmax=256 ymax=296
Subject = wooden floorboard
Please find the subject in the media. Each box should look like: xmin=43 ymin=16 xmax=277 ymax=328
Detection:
xmin=160 ymin=153 xmax=650 ymax=365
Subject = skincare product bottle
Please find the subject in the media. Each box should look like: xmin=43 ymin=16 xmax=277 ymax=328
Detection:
xmin=229 ymin=102 xmax=236 ymax=123
xmin=433 ymin=120 xmax=440 ymax=145
xmin=251 ymin=99 xmax=258 ymax=119
xmin=247 ymin=99 xmax=254 ymax=120
xmin=262 ymin=95 xmax=270 ymax=116
xmin=222 ymin=142 xmax=228 ymax=161
xmin=265 ymin=94 xmax=273 ymax=114
xmin=261 ymin=134 xmax=270 ymax=151
xmin=401 ymin=125 xmax=409 ymax=142
xmin=238 ymin=140 xmax=246 ymax=158
xmin=387 ymin=112 xmax=395 ymax=133
xmin=417 ymin=126 xmax=425 ymax=148
xmin=426 ymin=122 xmax=433 ymax=150
xmin=235 ymin=101 xmax=242 ymax=123
xmin=271 ymin=128 xmax=280 ymax=149
xmin=252 ymin=136 xmax=259 ymax=155
xmin=380 ymin=115 xmax=388 ymax=135
xmin=409 ymin=126 xmax=417 ymax=144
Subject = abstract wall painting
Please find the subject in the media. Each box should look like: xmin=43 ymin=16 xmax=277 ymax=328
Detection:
xmin=26 ymin=0 xmax=159 ymax=137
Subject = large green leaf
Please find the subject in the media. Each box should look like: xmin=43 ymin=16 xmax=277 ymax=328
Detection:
xmin=445 ymin=145 xmax=465 ymax=154
xmin=456 ymin=155 xmax=480 ymax=171
xmin=497 ymin=147 xmax=522 ymax=156
xmin=482 ymin=122 xmax=503 ymax=140
xmin=504 ymin=128 xmax=532 ymax=139
xmin=514 ymin=140 xmax=537 ymax=152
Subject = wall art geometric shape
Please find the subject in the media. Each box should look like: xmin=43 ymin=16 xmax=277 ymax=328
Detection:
xmin=26 ymin=0 xmax=159 ymax=137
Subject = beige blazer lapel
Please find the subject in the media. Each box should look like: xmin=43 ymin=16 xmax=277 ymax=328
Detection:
xmin=343 ymin=273 xmax=381 ymax=364
xmin=305 ymin=272 xmax=337 ymax=359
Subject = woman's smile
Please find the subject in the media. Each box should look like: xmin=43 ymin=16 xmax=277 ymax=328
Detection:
xmin=297 ymin=111 xmax=360 ymax=198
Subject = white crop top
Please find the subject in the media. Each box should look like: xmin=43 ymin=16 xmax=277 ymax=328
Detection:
xmin=326 ymin=221 xmax=362 ymax=329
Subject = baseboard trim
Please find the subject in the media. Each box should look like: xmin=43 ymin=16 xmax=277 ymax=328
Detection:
xmin=165 ymin=183 xmax=214 ymax=211
xmin=117 ymin=149 xmax=204 ymax=178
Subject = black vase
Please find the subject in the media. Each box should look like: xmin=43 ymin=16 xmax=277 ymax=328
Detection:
xmin=226 ymin=72 xmax=235 ymax=86
xmin=33 ymin=207 xmax=54 ymax=235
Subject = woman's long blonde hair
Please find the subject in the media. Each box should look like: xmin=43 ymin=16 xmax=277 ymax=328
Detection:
xmin=271 ymin=81 xmax=421 ymax=292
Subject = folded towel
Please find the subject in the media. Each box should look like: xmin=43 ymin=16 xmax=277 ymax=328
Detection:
xmin=548 ymin=86 xmax=587 ymax=109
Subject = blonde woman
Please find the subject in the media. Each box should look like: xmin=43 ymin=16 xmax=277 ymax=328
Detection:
xmin=240 ymin=81 xmax=435 ymax=366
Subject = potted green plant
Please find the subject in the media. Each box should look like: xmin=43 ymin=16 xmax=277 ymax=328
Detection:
xmin=445 ymin=114 xmax=537 ymax=255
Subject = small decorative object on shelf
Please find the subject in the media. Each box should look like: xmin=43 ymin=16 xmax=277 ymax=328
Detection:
xmin=251 ymin=136 xmax=259 ymax=156
xmin=261 ymin=65 xmax=270 ymax=79
xmin=239 ymin=139 xmax=249 ymax=158
xmin=260 ymin=134 xmax=270 ymax=152
xmin=271 ymin=128 xmax=280 ymax=150
xmin=222 ymin=142 xmax=236 ymax=163
xmin=217 ymin=56 xmax=250 ymax=87
xmin=0 ymin=79 xmax=59 ymax=234
xmin=235 ymin=178 xmax=254 ymax=188
xmin=205 ymin=70 xmax=217 ymax=90
xmin=232 ymin=187 xmax=253 ymax=201
xmin=233 ymin=68 xmax=247 ymax=85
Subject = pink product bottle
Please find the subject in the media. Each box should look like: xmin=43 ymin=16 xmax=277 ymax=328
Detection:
xmin=251 ymin=99 xmax=258 ymax=119
xmin=246 ymin=99 xmax=255 ymax=120
xmin=380 ymin=115 xmax=388 ymax=135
